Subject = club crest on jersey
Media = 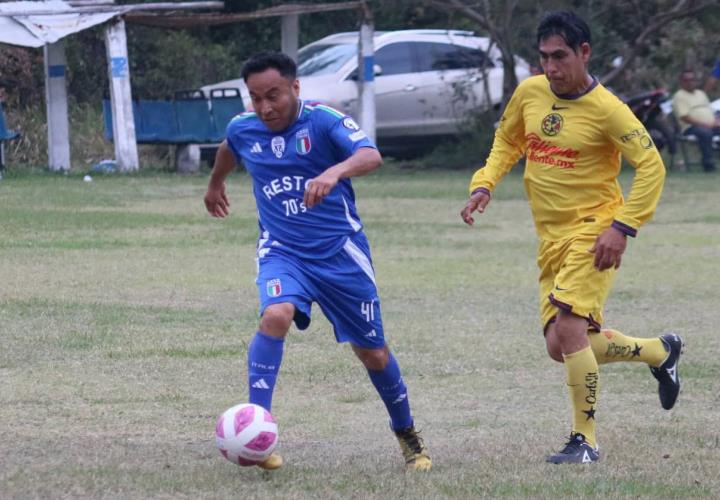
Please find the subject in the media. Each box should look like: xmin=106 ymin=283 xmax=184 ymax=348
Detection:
xmin=296 ymin=128 xmax=312 ymax=155
xmin=271 ymin=136 xmax=285 ymax=158
xmin=342 ymin=117 xmax=360 ymax=130
xmin=266 ymin=279 xmax=282 ymax=297
xmin=541 ymin=113 xmax=564 ymax=136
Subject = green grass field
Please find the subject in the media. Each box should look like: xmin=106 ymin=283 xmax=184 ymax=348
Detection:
xmin=1 ymin=168 xmax=718 ymax=499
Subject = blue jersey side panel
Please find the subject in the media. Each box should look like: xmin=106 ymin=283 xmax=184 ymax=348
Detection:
xmin=226 ymin=102 xmax=376 ymax=259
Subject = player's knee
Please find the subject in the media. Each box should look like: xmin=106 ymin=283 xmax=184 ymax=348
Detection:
xmin=259 ymin=303 xmax=295 ymax=337
xmin=544 ymin=327 xmax=564 ymax=362
xmin=546 ymin=339 xmax=564 ymax=362
xmin=553 ymin=312 xmax=586 ymax=341
xmin=352 ymin=344 xmax=389 ymax=371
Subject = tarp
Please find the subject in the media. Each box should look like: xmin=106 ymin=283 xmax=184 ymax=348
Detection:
xmin=0 ymin=1 xmax=125 ymax=48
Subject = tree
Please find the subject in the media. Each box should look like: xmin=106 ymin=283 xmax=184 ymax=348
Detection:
xmin=425 ymin=0 xmax=538 ymax=111
xmin=423 ymin=0 xmax=720 ymax=106
xmin=590 ymin=0 xmax=719 ymax=86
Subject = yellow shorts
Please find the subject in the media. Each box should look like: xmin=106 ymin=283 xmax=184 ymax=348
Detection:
xmin=538 ymin=234 xmax=617 ymax=333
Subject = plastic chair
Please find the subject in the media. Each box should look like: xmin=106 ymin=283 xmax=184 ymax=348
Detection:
xmin=174 ymin=90 xmax=214 ymax=143
xmin=210 ymin=88 xmax=245 ymax=141
xmin=0 ymin=102 xmax=20 ymax=170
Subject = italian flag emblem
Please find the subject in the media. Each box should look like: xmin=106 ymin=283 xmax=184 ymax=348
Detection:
xmin=266 ymin=279 xmax=282 ymax=297
xmin=296 ymin=128 xmax=311 ymax=155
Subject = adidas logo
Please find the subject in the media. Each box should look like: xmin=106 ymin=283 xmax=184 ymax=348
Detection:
xmin=392 ymin=393 xmax=407 ymax=404
xmin=251 ymin=142 xmax=262 ymax=153
xmin=365 ymin=329 xmax=377 ymax=338
xmin=667 ymin=365 xmax=678 ymax=383
xmin=252 ymin=378 xmax=270 ymax=389
xmin=582 ymin=450 xmax=591 ymax=463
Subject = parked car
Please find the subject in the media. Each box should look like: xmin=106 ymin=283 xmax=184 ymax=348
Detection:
xmin=203 ymin=29 xmax=531 ymax=155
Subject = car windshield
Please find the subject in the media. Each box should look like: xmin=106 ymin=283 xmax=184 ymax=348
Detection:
xmin=297 ymin=43 xmax=357 ymax=76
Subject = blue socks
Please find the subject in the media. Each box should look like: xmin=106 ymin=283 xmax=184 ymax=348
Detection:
xmin=367 ymin=353 xmax=414 ymax=431
xmin=248 ymin=332 xmax=412 ymax=431
xmin=247 ymin=331 xmax=284 ymax=412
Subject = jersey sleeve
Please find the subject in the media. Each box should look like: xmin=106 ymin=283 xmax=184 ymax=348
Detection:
xmin=712 ymin=59 xmax=720 ymax=78
xmin=468 ymin=84 xmax=527 ymax=195
xmin=605 ymin=104 xmax=666 ymax=236
xmin=324 ymin=113 xmax=377 ymax=159
xmin=224 ymin=117 xmax=246 ymax=164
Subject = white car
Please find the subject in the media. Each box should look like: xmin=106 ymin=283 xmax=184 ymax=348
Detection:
xmin=203 ymin=29 xmax=530 ymax=151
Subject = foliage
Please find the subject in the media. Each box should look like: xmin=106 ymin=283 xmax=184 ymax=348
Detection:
xmin=125 ymin=27 xmax=237 ymax=100
xmin=3 ymin=102 xmax=47 ymax=167
xmin=0 ymin=44 xmax=44 ymax=108
xmin=419 ymin=111 xmax=498 ymax=169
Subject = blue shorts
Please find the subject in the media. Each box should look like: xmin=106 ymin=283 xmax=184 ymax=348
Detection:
xmin=255 ymin=231 xmax=385 ymax=349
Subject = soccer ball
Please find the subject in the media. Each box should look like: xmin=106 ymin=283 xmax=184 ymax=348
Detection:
xmin=215 ymin=403 xmax=278 ymax=466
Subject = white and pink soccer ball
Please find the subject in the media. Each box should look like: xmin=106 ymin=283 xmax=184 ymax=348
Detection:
xmin=215 ymin=403 xmax=278 ymax=466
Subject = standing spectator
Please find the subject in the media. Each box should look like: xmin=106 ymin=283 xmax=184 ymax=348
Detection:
xmin=673 ymin=69 xmax=720 ymax=172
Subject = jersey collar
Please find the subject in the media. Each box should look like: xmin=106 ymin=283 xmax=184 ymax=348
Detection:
xmin=553 ymin=76 xmax=598 ymax=100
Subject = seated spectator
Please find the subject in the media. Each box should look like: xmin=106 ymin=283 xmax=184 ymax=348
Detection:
xmin=704 ymin=59 xmax=720 ymax=95
xmin=673 ymin=69 xmax=719 ymax=172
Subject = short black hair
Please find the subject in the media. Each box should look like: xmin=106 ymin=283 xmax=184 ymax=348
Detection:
xmin=536 ymin=11 xmax=591 ymax=51
xmin=241 ymin=51 xmax=297 ymax=82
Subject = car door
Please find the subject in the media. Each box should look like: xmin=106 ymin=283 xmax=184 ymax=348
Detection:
xmin=371 ymin=42 xmax=426 ymax=138
xmin=412 ymin=42 xmax=500 ymax=134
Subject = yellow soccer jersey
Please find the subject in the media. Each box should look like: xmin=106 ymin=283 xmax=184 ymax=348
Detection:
xmin=469 ymin=75 xmax=666 ymax=241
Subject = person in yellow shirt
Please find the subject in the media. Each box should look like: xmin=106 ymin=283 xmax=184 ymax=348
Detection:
xmin=461 ymin=10 xmax=683 ymax=464
xmin=673 ymin=69 xmax=720 ymax=172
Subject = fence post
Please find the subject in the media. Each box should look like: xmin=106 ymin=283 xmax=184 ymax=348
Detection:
xmin=105 ymin=18 xmax=139 ymax=172
xmin=357 ymin=7 xmax=375 ymax=143
xmin=44 ymin=40 xmax=71 ymax=171
xmin=281 ymin=14 xmax=299 ymax=61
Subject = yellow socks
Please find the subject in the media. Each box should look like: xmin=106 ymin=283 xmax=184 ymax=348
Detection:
xmin=563 ymin=346 xmax=599 ymax=448
xmin=560 ymin=330 xmax=668 ymax=450
xmin=589 ymin=329 xmax=668 ymax=367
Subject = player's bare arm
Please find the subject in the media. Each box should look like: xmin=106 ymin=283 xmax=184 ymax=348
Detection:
xmin=589 ymin=226 xmax=627 ymax=271
xmin=460 ymin=190 xmax=492 ymax=226
xmin=204 ymin=140 xmax=236 ymax=218
xmin=304 ymin=147 xmax=382 ymax=208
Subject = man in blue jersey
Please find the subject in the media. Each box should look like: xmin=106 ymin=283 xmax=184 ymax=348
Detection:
xmin=204 ymin=52 xmax=431 ymax=472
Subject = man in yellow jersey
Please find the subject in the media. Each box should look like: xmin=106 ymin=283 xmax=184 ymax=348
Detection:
xmin=460 ymin=11 xmax=682 ymax=464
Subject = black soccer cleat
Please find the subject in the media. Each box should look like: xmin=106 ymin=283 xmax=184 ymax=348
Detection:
xmin=650 ymin=333 xmax=683 ymax=410
xmin=546 ymin=433 xmax=599 ymax=464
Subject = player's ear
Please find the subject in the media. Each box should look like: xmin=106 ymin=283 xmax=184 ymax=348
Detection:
xmin=292 ymin=79 xmax=300 ymax=97
xmin=579 ymin=42 xmax=591 ymax=64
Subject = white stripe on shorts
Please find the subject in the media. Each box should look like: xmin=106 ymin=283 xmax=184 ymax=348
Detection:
xmin=342 ymin=195 xmax=362 ymax=232
xmin=343 ymin=238 xmax=376 ymax=285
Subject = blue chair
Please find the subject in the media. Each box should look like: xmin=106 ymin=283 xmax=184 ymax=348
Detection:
xmin=1 ymin=102 xmax=20 ymax=169
xmin=137 ymin=100 xmax=179 ymax=143
xmin=174 ymin=90 xmax=214 ymax=143
xmin=102 ymin=99 xmax=142 ymax=142
xmin=102 ymin=92 xmax=219 ymax=145
xmin=210 ymin=88 xmax=245 ymax=141
xmin=0 ymin=103 xmax=20 ymax=141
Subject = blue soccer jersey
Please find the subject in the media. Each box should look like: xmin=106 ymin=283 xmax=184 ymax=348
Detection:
xmin=226 ymin=101 xmax=376 ymax=259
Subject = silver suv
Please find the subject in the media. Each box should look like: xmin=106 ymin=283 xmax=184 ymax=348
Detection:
xmin=204 ymin=29 xmax=530 ymax=150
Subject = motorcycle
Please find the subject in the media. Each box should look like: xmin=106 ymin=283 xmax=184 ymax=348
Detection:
xmin=623 ymin=88 xmax=676 ymax=154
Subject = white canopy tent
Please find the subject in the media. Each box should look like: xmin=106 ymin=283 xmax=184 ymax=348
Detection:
xmin=0 ymin=1 xmax=125 ymax=47
xmin=0 ymin=0 xmax=133 ymax=170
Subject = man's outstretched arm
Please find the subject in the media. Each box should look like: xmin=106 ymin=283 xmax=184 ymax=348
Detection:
xmin=204 ymin=140 xmax=237 ymax=218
